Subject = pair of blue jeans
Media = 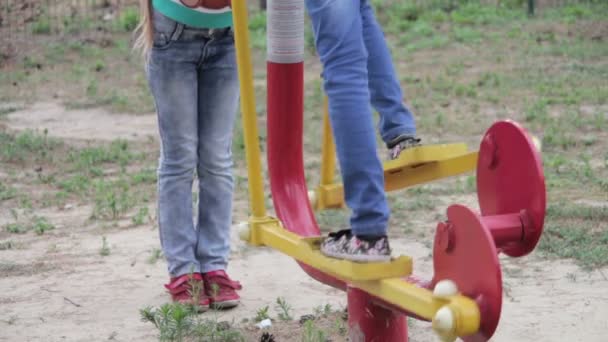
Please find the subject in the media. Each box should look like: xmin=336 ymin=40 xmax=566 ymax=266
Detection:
xmin=305 ymin=0 xmax=417 ymax=236
xmin=146 ymin=10 xmax=239 ymax=277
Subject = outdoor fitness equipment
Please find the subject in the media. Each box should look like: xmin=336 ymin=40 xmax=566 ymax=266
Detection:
xmin=230 ymin=1 xmax=546 ymax=341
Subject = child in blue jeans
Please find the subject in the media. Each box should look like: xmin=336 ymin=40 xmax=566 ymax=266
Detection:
xmin=136 ymin=0 xmax=241 ymax=309
xmin=305 ymin=0 xmax=420 ymax=262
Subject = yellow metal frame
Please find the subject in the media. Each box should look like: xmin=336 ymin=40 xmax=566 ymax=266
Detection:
xmin=231 ymin=2 xmax=481 ymax=339
xmin=313 ymin=96 xmax=345 ymax=210
xmin=239 ymin=218 xmax=481 ymax=338
xmin=232 ymin=0 xmax=269 ymax=220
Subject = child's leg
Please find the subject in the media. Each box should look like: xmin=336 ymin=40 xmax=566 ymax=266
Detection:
xmin=195 ymin=33 xmax=240 ymax=275
xmin=306 ymin=0 xmax=389 ymax=238
xmin=147 ymin=38 xmax=201 ymax=278
xmin=360 ymin=0 xmax=417 ymax=144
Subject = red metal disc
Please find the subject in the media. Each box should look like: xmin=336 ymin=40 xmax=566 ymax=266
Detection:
xmin=433 ymin=205 xmax=502 ymax=342
xmin=477 ymin=120 xmax=546 ymax=257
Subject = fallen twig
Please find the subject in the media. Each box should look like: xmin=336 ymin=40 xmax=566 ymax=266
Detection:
xmin=63 ymin=297 xmax=82 ymax=307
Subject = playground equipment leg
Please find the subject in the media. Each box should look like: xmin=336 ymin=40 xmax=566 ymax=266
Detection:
xmin=347 ymin=287 xmax=408 ymax=342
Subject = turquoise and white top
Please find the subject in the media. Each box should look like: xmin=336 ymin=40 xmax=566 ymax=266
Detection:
xmin=152 ymin=0 xmax=232 ymax=29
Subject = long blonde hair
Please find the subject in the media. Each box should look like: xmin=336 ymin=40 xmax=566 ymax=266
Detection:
xmin=134 ymin=0 xmax=154 ymax=57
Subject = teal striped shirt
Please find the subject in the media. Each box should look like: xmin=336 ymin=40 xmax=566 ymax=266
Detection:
xmin=153 ymin=0 xmax=233 ymax=29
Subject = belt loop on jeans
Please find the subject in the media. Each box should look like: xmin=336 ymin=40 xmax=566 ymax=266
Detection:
xmin=170 ymin=23 xmax=184 ymax=41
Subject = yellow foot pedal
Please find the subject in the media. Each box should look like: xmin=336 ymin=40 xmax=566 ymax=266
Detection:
xmin=384 ymin=143 xmax=469 ymax=173
xmin=299 ymin=237 xmax=412 ymax=281
xmin=384 ymin=144 xmax=478 ymax=192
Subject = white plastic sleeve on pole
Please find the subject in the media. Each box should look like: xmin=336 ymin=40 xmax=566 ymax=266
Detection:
xmin=267 ymin=0 xmax=305 ymax=64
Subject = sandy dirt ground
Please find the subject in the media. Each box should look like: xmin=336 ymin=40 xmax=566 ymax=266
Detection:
xmin=1 ymin=104 xmax=607 ymax=342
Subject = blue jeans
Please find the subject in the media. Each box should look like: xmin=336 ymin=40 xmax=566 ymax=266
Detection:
xmin=305 ymin=0 xmax=416 ymax=236
xmin=146 ymin=11 xmax=239 ymax=277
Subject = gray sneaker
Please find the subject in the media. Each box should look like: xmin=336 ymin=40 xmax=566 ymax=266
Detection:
xmin=320 ymin=229 xmax=391 ymax=263
xmin=387 ymin=135 xmax=421 ymax=160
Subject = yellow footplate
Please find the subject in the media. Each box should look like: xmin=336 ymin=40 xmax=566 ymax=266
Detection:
xmin=243 ymin=219 xmax=412 ymax=281
xmin=301 ymin=236 xmax=413 ymax=281
xmin=384 ymin=143 xmax=478 ymax=191
xmin=384 ymin=143 xmax=469 ymax=172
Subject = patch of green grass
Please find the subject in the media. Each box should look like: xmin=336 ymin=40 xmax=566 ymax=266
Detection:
xmin=0 ymin=129 xmax=61 ymax=163
xmin=86 ymin=79 xmax=99 ymax=97
xmin=404 ymin=195 xmax=437 ymax=211
xmin=141 ymin=303 xmax=244 ymax=342
xmin=543 ymin=151 xmax=606 ymax=193
xmin=302 ymin=319 xmax=328 ymax=342
xmin=540 ymin=221 xmax=608 ymax=270
xmin=539 ymin=203 xmax=608 ymax=269
xmin=99 ymin=236 xmax=111 ymax=256
xmin=132 ymin=168 xmax=157 ymax=184
xmin=532 ymin=39 xmax=608 ymax=61
xmin=4 ymin=223 xmax=29 ymax=234
xmin=405 ymin=34 xmax=450 ymax=52
xmin=254 ymin=305 xmax=270 ymax=323
xmin=0 ymin=240 xmax=14 ymax=251
xmin=22 ymin=56 xmax=42 ymax=70
xmin=147 ymin=248 xmax=163 ymax=265
xmin=332 ymin=315 xmax=347 ymax=336
xmin=132 ymin=206 xmax=150 ymax=226
xmin=453 ymin=26 xmax=484 ymax=44
xmin=524 ymin=98 xmax=550 ymax=124
xmin=4 ymin=216 xmax=55 ymax=235
xmin=541 ymin=3 xmax=607 ymax=22
xmin=44 ymin=44 xmax=67 ymax=64
xmin=249 ymin=11 xmax=267 ymax=50
xmin=32 ymin=216 xmax=55 ymax=235
xmin=451 ymin=3 xmax=523 ymax=26
xmin=68 ymin=139 xmax=134 ymax=174
xmin=58 ymin=174 xmax=91 ymax=194
xmin=0 ymin=106 xmax=20 ymax=117
xmin=0 ymin=182 xmax=18 ymax=201
xmin=547 ymin=203 xmax=608 ymax=221
xmin=315 ymin=209 xmax=348 ymax=231
xmin=313 ymin=304 xmax=334 ymax=318
xmin=116 ymin=7 xmax=139 ymax=32
xmin=62 ymin=16 xmax=93 ymax=34
xmin=32 ymin=16 xmax=51 ymax=34
xmin=275 ymin=297 xmax=293 ymax=321
xmin=91 ymin=178 xmax=137 ymax=220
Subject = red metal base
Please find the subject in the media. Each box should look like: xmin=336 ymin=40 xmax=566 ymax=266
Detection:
xmin=433 ymin=205 xmax=503 ymax=342
xmin=347 ymin=287 xmax=408 ymax=342
xmin=477 ymin=120 xmax=546 ymax=257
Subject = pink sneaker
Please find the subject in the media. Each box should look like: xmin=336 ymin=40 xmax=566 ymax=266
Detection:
xmin=202 ymin=270 xmax=242 ymax=309
xmin=164 ymin=273 xmax=210 ymax=310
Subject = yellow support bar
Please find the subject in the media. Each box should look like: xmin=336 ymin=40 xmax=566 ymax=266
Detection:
xmin=310 ymin=96 xmax=345 ymax=209
xmin=352 ymin=279 xmax=480 ymax=337
xmin=240 ymin=219 xmax=480 ymax=338
xmin=232 ymin=0 xmax=267 ymax=219
xmin=320 ymin=96 xmax=336 ymax=186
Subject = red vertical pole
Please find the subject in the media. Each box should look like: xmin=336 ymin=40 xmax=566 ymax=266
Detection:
xmin=266 ymin=0 xmax=347 ymax=291
xmin=347 ymin=287 xmax=409 ymax=342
